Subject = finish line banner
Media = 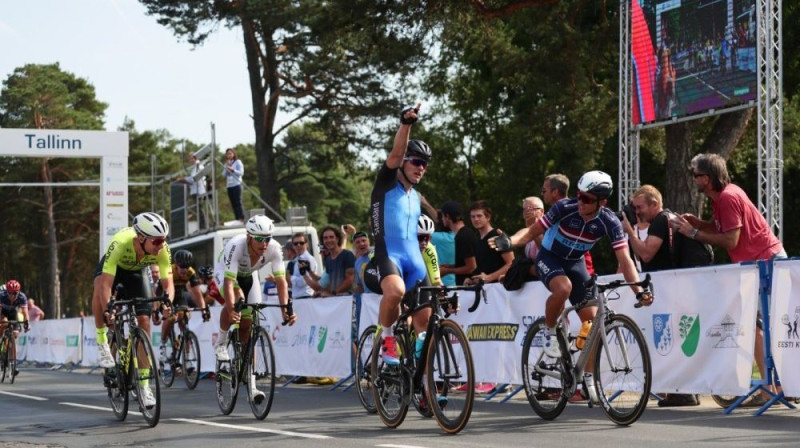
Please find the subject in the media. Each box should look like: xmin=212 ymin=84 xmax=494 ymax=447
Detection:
xmin=769 ymin=259 xmax=800 ymax=396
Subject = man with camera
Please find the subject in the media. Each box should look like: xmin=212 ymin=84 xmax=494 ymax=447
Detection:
xmin=289 ymin=232 xmax=317 ymax=299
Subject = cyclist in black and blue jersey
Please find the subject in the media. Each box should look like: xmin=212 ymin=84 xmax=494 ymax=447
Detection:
xmin=370 ymin=103 xmax=432 ymax=366
xmin=491 ymin=171 xmax=653 ymax=401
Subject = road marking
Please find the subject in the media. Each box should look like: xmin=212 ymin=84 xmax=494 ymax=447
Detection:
xmin=60 ymin=402 xmax=112 ymax=412
xmin=172 ymin=418 xmax=331 ymax=439
xmin=377 ymin=444 xmax=431 ymax=448
xmin=0 ymin=390 xmax=48 ymax=401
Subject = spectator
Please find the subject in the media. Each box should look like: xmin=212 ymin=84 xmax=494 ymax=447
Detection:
xmin=177 ymin=152 xmax=208 ymax=229
xmin=223 ymin=148 xmax=245 ymax=223
xmin=522 ymin=196 xmax=545 ymax=261
xmin=352 ymin=231 xmax=374 ymax=295
xmin=542 ymin=173 xmax=595 ymax=275
xmin=290 ymin=232 xmax=317 ymax=299
xmin=672 ymin=153 xmax=786 ymax=404
xmin=431 ymin=209 xmax=456 ymax=286
xmin=466 ymin=200 xmax=513 ymax=284
xmin=27 ymin=298 xmax=45 ymax=321
xmin=439 ymin=201 xmax=478 ymax=285
xmin=310 ymin=226 xmax=355 ymax=297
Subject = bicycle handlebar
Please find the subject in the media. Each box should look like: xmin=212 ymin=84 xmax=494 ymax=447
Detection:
xmin=414 ymin=281 xmax=486 ymax=315
xmin=585 ymin=274 xmax=653 ymax=308
xmin=234 ymin=298 xmax=294 ymax=326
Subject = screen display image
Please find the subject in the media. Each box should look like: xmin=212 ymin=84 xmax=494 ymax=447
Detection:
xmin=631 ymin=0 xmax=757 ymax=125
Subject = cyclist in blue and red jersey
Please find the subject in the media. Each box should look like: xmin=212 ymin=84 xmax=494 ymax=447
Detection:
xmin=491 ymin=171 xmax=653 ymax=401
xmin=370 ymin=103 xmax=433 ymax=366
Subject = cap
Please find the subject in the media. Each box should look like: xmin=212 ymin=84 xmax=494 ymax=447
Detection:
xmin=441 ymin=201 xmax=462 ymax=219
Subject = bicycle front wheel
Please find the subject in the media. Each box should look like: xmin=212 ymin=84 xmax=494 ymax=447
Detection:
xmin=355 ymin=325 xmax=378 ymax=414
xmin=425 ymin=319 xmax=475 ymax=434
xmin=131 ymin=328 xmax=161 ymax=427
xmin=593 ymin=314 xmax=652 ymax=426
xmin=106 ymin=332 xmax=128 ymax=421
xmin=247 ymin=328 xmax=276 ymax=420
xmin=371 ymin=332 xmax=409 ymax=428
xmin=0 ymin=333 xmax=10 ymax=383
xmin=159 ymin=331 xmax=176 ymax=388
xmin=521 ymin=317 xmax=569 ymax=420
xmin=215 ymin=334 xmax=239 ymax=415
xmin=182 ymin=331 xmax=201 ymax=390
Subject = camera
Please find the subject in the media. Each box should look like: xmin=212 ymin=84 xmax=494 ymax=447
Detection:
xmin=298 ymin=259 xmax=311 ymax=275
xmin=615 ymin=203 xmax=637 ymax=225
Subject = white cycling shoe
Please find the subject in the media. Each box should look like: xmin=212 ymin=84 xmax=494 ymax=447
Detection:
xmin=214 ymin=340 xmax=230 ymax=362
xmin=97 ymin=343 xmax=115 ymax=368
xmin=543 ymin=334 xmax=562 ymax=358
xmin=141 ymin=387 xmax=156 ymax=409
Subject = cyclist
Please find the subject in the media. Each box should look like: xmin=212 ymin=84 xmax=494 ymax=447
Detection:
xmin=491 ymin=170 xmax=653 ymax=402
xmin=197 ymin=265 xmax=224 ymax=307
xmin=91 ymin=212 xmax=175 ymax=408
xmin=159 ymin=249 xmax=210 ymax=364
xmin=417 ymin=214 xmax=442 ymax=288
xmin=0 ymin=280 xmax=30 ymax=377
xmin=370 ymin=103 xmax=433 ymax=366
xmin=212 ymin=214 xmax=297 ymax=402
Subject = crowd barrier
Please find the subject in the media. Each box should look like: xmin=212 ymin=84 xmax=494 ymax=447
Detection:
xmin=14 ymin=260 xmax=800 ymax=402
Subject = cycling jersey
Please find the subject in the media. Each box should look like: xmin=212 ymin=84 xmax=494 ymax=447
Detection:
xmin=213 ymin=234 xmax=285 ymax=304
xmin=0 ymin=291 xmax=27 ymax=321
xmin=173 ymin=265 xmax=200 ymax=289
xmin=370 ymin=163 xmax=427 ymax=289
xmin=97 ymin=227 xmax=172 ymax=279
xmin=539 ymin=198 xmax=627 ymax=260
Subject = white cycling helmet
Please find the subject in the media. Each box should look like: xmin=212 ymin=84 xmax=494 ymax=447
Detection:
xmin=417 ymin=214 xmax=435 ymax=235
xmin=577 ymin=170 xmax=613 ymax=200
xmin=133 ymin=212 xmax=170 ymax=238
xmin=245 ymin=215 xmax=275 ymax=237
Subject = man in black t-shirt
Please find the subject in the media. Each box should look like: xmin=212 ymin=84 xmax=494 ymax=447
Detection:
xmin=439 ymin=201 xmax=478 ymax=285
xmin=466 ymin=200 xmax=513 ymax=284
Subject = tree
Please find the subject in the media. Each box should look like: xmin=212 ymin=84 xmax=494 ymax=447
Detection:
xmin=0 ymin=63 xmax=107 ymax=318
xmin=140 ymin=0 xmax=427 ymax=210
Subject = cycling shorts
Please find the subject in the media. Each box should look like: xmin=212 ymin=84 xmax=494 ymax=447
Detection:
xmin=373 ymin=237 xmax=427 ymax=293
xmin=95 ymin=256 xmax=153 ymax=317
xmin=535 ymin=249 xmax=592 ymax=306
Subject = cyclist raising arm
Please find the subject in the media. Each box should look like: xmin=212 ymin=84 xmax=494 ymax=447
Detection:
xmin=490 ymin=171 xmax=653 ymax=400
xmin=91 ymin=212 xmax=175 ymax=408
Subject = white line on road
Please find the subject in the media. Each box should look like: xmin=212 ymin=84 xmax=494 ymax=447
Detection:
xmin=0 ymin=390 xmax=48 ymax=401
xmin=377 ymin=444 xmax=431 ymax=448
xmin=60 ymin=402 xmax=112 ymax=412
xmin=172 ymin=418 xmax=331 ymax=439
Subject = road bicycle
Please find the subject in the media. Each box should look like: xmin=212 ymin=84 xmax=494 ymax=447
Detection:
xmin=521 ymin=274 xmax=653 ymax=426
xmin=103 ymin=287 xmax=170 ymax=427
xmin=0 ymin=308 xmax=22 ymax=384
xmin=371 ymin=282 xmax=485 ymax=434
xmin=159 ymin=304 xmax=208 ymax=390
xmin=215 ymin=298 xmax=293 ymax=420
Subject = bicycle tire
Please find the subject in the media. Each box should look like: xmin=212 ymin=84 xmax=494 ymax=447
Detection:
xmin=215 ymin=332 xmax=239 ymax=415
xmin=372 ymin=332 xmax=409 ymax=428
xmin=246 ymin=328 xmax=276 ymax=420
xmin=520 ymin=317 xmax=569 ymax=420
xmin=355 ymin=325 xmax=377 ymax=414
xmin=711 ymin=395 xmax=742 ymax=408
xmin=107 ymin=332 xmax=128 ymax=421
xmin=425 ymin=319 xmax=475 ymax=434
xmin=593 ymin=314 xmax=652 ymax=426
xmin=0 ymin=333 xmax=9 ymax=383
xmin=131 ymin=328 xmax=161 ymax=427
xmin=183 ymin=331 xmax=201 ymax=390
xmin=159 ymin=330 xmax=176 ymax=388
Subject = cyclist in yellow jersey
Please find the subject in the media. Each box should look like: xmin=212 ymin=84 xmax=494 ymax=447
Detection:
xmin=417 ymin=215 xmax=442 ymax=287
xmin=159 ymin=249 xmax=209 ymax=364
xmin=91 ymin=212 xmax=175 ymax=408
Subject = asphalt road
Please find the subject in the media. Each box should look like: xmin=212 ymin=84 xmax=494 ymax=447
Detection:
xmin=0 ymin=367 xmax=798 ymax=448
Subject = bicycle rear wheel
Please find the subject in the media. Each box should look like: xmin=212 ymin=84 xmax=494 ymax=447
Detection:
xmin=215 ymin=333 xmax=239 ymax=415
xmin=131 ymin=328 xmax=161 ymax=427
xmin=0 ymin=333 xmax=10 ymax=383
xmin=425 ymin=319 xmax=475 ymax=434
xmin=371 ymin=332 xmax=409 ymax=428
xmin=247 ymin=328 xmax=276 ymax=420
xmin=182 ymin=331 xmax=201 ymax=390
xmin=594 ymin=314 xmax=652 ymax=426
xmin=106 ymin=332 xmax=128 ymax=421
xmin=159 ymin=331 xmax=176 ymax=388
xmin=355 ymin=325 xmax=377 ymax=414
xmin=521 ymin=317 xmax=569 ymax=420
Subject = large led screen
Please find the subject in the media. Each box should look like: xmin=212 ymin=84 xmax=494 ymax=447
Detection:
xmin=631 ymin=0 xmax=757 ymax=125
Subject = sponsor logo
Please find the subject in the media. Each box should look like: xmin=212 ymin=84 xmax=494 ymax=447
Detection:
xmin=706 ymin=314 xmax=743 ymax=348
xmin=308 ymin=325 xmax=317 ymax=347
xmin=653 ymin=314 xmax=674 ymax=356
xmin=520 ymin=315 xmax=535 ymax=346
xmin=329 ymin=328 xmax=346 ymax=348
xmin=106 ymin=161 xmax=124 ymax=168
xmin=466 ymin=323 xmax=519 ymax=342
xmin=370 ymin=202 xmax=381 ymax=236
xmin=777 ymin=307 xmax=800 ymax=349
xmin=105 ymin=191 xmax=124 ymax=196
xmin=83 ymin=335 xmax=97 ymax=347
xmin=537 ymin=260 xmax=550 ymax=275
xmin=678 ymin=314 xmax=700 ymax=357
xmin=18 ymin=335 xmax=27 ymax=346
xmin=317 ymin=326 xmax=329 ymax=353
xmin=106 ymin=203 xmax=125 ymax=208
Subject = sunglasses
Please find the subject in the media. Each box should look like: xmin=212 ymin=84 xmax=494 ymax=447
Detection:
xmin=251 ymin=235 xmax=271 ymax=243
xmin=418 ymin=235 xmax=431 ymax=243
xmin=577 ymin=192 xmax=598 ymax=204
xmin=404 ymin=158 xmax=429 ymax=169
xmin=149 ymin=237 xmax=166 ymax=246
xmin=292 ymin=241 xmax=306 ymax=246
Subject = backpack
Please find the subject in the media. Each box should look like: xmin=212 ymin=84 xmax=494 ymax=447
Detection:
xmin=662 ymin=209 xmax=714 ymax=268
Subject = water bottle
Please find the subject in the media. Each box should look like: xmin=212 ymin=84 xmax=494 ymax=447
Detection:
xmin=415 ymin=331 xmax=427 ymax=359
xmin=575 ymin=321 xmax=592 ymax=349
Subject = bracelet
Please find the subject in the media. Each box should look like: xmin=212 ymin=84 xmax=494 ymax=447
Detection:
xmin=689 ymin=228 xmax=699 ymax=240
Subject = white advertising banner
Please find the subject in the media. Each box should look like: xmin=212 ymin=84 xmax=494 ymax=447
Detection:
xmin=769 ymin=259 xmax=800 ymax=396
xmin=19 ymin=318 xmax=82 ymax=364
xmin=270 ymin=296 xmax=353 ymax=378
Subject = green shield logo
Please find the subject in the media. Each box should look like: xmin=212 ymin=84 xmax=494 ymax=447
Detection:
xmin=679 ymin=314 xmax=700 ymax=357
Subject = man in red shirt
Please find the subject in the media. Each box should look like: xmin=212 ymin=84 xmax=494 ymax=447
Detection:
xmin=672 ymin=153 xmax=786 ymax=402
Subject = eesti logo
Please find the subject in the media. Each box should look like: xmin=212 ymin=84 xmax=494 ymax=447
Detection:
xmin=317 ymin=326 xmax=328 ymax=353
xmin=67 ymin=335 xmax=80 ymax=347
xmin=678 ymin=314 xmax=700 ymax=357
xmin=652 ymin=314 xmax=673 ymax=356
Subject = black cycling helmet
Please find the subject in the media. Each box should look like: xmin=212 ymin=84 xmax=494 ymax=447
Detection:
xmin=405 ymin=139 xmax=432 ymax=162
xmin=198 ymin=265 xmax=213 ymax=279
xmin=173 ymin=249 xmax=193 ymax=268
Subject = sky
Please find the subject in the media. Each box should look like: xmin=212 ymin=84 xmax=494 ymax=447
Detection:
xmin=0 ymin=1 xmax=262 ymax=146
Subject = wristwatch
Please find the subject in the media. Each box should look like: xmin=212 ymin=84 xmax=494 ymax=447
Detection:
xmin=689 ymin=228 xmax=699 ymax=240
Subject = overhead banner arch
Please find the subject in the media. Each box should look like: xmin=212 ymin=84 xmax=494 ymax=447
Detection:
xmin=0 ymin=128 xmax=128 ymax=256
